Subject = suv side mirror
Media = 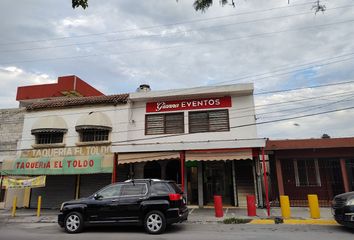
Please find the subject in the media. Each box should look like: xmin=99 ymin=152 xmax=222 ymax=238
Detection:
xmin=93 ymin=193 xmax=102 ymax=200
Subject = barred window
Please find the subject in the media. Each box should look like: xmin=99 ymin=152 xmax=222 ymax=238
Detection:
xmin=79 ymin=129 xmax=109 ymax=142
xmin=145 ymin=113 xmax=184 ymax=135
xmin=35 ymin=132 xmax=64 ymax=144
xmin=189 ymin=110 xmax=229 ymax=133
xmin=294 ymin=159 xmax=321 ymax=187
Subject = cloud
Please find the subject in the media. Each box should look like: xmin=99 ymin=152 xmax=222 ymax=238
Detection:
xmin=0 ymin=66 xmax=55 ymax=108
xmin=0 ymin=0 xmax=353 ymax=139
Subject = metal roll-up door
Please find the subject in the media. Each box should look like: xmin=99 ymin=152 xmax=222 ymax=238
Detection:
xmin=30 ymin=175 xmax=76 ymax=209
xmin=79 ymin=174 xmax=111 ymax=198
xmin=117 ymin=164 xmax=130 ymax=182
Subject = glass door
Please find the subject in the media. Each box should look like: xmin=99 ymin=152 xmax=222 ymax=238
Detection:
xmin=203 ymin=161 xmax=232 ymax=205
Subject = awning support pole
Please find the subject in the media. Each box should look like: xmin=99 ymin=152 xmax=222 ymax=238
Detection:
xmin=112 ymin=153 xmax=118 ymax=183
xmin=262 ymin=147 xmax=270 ymax=216
xmin=180 ymin=151 xmax=185 ymax=192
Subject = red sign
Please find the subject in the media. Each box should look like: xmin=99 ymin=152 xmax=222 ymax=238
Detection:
xmin=146 ymin=96 xmax=232 ymax=113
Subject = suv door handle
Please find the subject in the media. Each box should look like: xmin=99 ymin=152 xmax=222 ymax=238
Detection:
xmin=111 ymin=199 xmax=119 ymax=202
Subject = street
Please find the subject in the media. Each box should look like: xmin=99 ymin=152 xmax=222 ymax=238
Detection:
xmin=0 ymin=222 xmax=353 ymax=240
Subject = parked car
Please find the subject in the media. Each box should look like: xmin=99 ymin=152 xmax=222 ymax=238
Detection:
xmin=58 ymin=179 xmax=188 ymax=234
xmin=332 ymin=191 xmax=354 ymax=228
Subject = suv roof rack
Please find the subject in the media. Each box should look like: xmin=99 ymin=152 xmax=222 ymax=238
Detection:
xmin=124 ymin=179 xmax=162 ymax=183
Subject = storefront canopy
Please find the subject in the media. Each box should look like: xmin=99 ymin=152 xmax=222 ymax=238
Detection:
xmin=76 ymin=112 xmax=112 ymax=131
xmin=118 ymin=152 xmax=180 ymax=165
xmin=186 ymin=149 xmax=253 ymax=161
xmin=31 ymin=115 xmax=68 ymax=134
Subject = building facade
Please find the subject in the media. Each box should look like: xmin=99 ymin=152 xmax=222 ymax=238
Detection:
xmin=1 ymin=81 xmax=266 ymax=209
xmin=1 ymin=94 xmax=129 ymax=209
xmin=266 ymin=138 xmax=354 ymax=207
xmin=113 ymin=84 xmax=266 ymax=207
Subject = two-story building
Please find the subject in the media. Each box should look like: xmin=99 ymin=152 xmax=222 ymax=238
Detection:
xmin=113 ymin=84 xmax=266 ymax=207
xmin=1 ymin=80 xmax=266 ymax=209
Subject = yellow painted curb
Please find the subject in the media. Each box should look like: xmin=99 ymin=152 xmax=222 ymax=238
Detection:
xmin=249 ymin=219 xmax=275 ymax=224
xmin=283 ymin=219 xmax=338 ymax=225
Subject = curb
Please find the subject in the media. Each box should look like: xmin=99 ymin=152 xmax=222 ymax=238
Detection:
xmin=249 ymin=219 xmax=338 ymax=225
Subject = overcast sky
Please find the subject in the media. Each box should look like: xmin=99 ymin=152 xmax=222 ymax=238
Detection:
xmin=0 ymin=0 xmax=354 ymax=139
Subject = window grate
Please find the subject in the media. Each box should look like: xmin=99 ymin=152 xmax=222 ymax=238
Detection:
xmin=80 ymin=129 xmax=109 ymax=142
xmin=36 ymin=132 xmax=64 ymax=144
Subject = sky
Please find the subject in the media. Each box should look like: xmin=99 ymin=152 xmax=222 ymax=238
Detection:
xmin=0 ymin=0 xmax=354 ymax=139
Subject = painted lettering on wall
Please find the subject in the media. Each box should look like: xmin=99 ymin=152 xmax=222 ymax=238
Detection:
xmin=146 ymin=96 xmax=232 ymax=113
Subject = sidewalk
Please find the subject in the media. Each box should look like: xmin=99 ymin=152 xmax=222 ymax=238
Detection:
xmin=0 ymin=207 xmax=338 ymax=225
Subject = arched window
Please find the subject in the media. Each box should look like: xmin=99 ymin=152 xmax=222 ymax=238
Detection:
xmin=144 ymin=161 xmax=161 ymax=179
xmin=31 ymin=116 xmax=67 ymax=145
xmin=76 ymin=112 xmax=112 ymax=143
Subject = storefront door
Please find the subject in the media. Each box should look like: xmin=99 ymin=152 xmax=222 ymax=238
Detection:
xmin=203 ymin=161 xmax=233 ymax=205
xmin=186 ymin=161 xmax=198 ymax=205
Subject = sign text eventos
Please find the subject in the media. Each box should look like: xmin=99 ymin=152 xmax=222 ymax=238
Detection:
xmin=146 ymin=96 xmax=232 ymax=113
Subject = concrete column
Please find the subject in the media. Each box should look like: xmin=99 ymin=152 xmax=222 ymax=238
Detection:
xmin=197 ymin=161 xmax=204 ymax=208
xmin=275 ymin=157 xmax=285 ymax=196
xmin=340 ymin=159 xmax=350 ymax=193
xmin=255 ymin=157 xmax=264 ymax=207
xmin=232 ymin=161 xmax=238 ymax=206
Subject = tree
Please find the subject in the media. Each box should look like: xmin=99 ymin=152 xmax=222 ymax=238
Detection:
xmin=72 ymin=0 xmax=326 ymax=13
xmin=72 ymin=0 xmax=88 ymax=9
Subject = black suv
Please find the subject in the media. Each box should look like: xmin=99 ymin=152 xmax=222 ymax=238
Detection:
xmin=58 ymin=179 xmax=188 ymax=234
xmin=332 ymin=191 xmax=354 ymax=228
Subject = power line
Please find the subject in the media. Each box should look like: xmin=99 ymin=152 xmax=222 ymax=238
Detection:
xmin=2 ymin=17 xmax=354 ymax=65
xmin=0 ymin=1 xmax=316 ymax=47
xmin=2 ymin=77 xmax=354 ymax=125
xmin=2 ymin=4 xmax=352 ymax=54
xmin=3 ymin=88 xmax=353 ymax=126
xmin=3 ymin=92 xmax=354 ymax=142
xmin=1 ymin=102 xmax=353 ymax=152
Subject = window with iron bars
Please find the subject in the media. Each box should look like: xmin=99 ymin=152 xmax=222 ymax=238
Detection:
xmin=35 ymin=132 xmax=64 ymax=144
xmin=294 ymin=159 xmax=321 ymax=187
xmin=80 ymin=129 xmax=110 ymax=142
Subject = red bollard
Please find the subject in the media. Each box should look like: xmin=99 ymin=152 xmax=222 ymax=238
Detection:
xmin=247 ymin=195 xmax=257 ymax=216
xmin=214 ymin=195 xmax=223 ymax=218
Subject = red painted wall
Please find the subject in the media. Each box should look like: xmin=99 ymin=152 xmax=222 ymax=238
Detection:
xmin=16 ymin=75 xmax=104 ymax=101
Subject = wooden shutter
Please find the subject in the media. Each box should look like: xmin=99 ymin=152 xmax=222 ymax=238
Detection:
xmin=146 ymin=114 xmax=165 ymax=135
xmin=146 ymin=113 xmax=184 ymax=135
xmin=165 ymin=113 xmax=184 ymax=134
xmin=189 ymin=110 xmax=229 ymax=133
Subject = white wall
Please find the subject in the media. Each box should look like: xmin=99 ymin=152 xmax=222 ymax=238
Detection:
xmin=19 ymin=105 xmax=130 ymax=150
xmin=18 ymin=88 xmax=263 ymax=155
xmin=114 ymin=93 xmax=262 ymax=153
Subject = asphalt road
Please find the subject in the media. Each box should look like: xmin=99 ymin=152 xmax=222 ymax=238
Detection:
xmin=0 ymin=222 xmax=353 ymax=240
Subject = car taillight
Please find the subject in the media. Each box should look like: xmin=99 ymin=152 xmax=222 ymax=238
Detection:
xmin=169 ymin=193 xmax=182 ymax=201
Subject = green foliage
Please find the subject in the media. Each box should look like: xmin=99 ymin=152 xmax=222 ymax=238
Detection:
xmin=193 ymin=0 xmax=232 ymax=12
xmin=223 ymin=217 xmax=251 ymax=224
xmin=72 ymin=0 xmax=88 ymax=9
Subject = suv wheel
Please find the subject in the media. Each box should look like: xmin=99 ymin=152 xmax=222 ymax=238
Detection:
xmin=64 ymin=211 xmax=84 ymax=233
xmin=144 ymin=210 xmax=166 ymax=234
